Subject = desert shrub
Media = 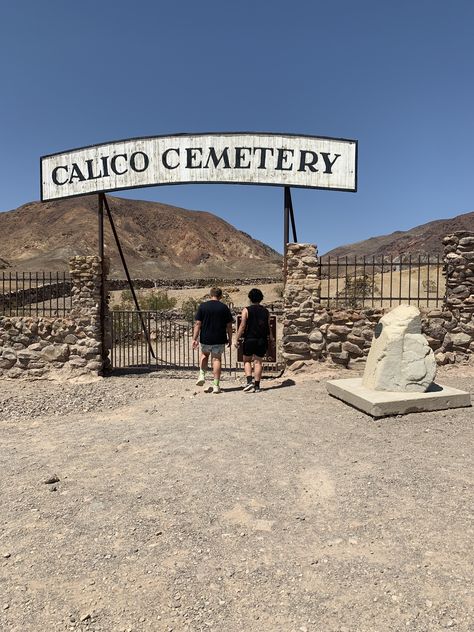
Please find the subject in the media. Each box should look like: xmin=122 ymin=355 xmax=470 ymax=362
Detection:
xmin=274 ymin=284 xmax=284 ymax=298
xmin=335 ymin=275 xmax=379 ymax=308
xmin=113 ymin=289 xmax=176 ymax=311
xmin=110 ymin=310 xmax=142 ymax=340
xmin=422 ymin=279 xmax=437 ymax=295
xmin=120 ymin=289 xmax=134 ymax=307
xmin=140 ymin=290 xmax=177 ymax=311
xmin=182 ymin=296 xmax=202 ymax=322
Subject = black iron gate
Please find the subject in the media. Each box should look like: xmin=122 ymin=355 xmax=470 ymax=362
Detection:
xmin=109 ymin=310 xmax=281 ymax=373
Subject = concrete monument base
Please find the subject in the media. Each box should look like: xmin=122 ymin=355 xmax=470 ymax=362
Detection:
xmin=327 ymin=378 xmax=471 ymax=418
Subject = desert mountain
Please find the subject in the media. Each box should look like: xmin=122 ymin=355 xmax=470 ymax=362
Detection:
xmin=0 ymin=196 xmax=282 ymax=279
xmin=323 ymin=211 xmax=474 ymax=259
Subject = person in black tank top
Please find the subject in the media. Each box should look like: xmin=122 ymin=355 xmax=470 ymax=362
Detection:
xmin=234 ymin=288 xmax=273 ymax=393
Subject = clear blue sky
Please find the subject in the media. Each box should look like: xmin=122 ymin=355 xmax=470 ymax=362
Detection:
xmin=1 ymin=0 xmax=474 ymax=255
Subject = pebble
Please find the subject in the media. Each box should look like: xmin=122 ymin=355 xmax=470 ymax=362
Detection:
xmin=43 ymin=475 xmax=60 ymax=485
xmin=0 ymin=377 xmax=175 ymax=422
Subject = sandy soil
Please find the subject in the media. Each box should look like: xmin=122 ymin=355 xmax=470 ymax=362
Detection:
xmin=109 ymin=283 xmax=283 ymax=311
xmin=0 ymin=365 xmax=473 ymax=632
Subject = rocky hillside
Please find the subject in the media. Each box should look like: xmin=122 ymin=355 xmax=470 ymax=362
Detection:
xmin=0 ymin=196 xmax=282 ymax=278
xmin=324 ymin=211 xmax=474 ymax=259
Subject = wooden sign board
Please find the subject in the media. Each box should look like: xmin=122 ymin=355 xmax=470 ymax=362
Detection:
xmin=236 ymin=314 xmax=277 ymax=363
xmin=41 ymin=132 xmax=357 ymax=200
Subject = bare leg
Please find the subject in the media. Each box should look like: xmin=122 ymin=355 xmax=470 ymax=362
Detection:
xmin=211 ymin=354 xmax=222 ymax=381
xmin=243 ymin=355 xmax=253 ymax=379
xmin=200 ymin=351 xmax=210 ymax=372
xmin=254 ymin=356 xmax=263 ymax=382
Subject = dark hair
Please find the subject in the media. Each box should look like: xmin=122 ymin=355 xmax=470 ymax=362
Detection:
xmin=248 ymin=288 xmax=263 ymax=303
xmin=210 ymin=287 xmax=223 ymax=299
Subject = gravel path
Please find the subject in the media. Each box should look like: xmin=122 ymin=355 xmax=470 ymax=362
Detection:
xmin=0 ymin=366 xmax=473 ymax=632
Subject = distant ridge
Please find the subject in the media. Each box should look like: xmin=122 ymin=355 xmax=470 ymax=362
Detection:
xmin=0 ymin=195 xmax=282 ymax=279
xmin=323 ymin=211 xmax=474 ymax=259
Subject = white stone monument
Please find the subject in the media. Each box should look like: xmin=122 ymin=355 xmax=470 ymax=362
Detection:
xmin=362 ymin=305 xmax=437 ymax=392
xmin=327 ymin=305 xmax=470 ymax=417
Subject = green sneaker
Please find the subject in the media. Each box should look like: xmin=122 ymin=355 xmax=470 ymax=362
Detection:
xmin=196 ymin=370 xmax=206 ymax=386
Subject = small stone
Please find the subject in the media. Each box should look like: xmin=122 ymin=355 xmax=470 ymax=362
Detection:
xmin=288 ymin=360 xmax=305 ymax=372
xmin=308 ymin=329 xmax=323 ymax=343
xmin=3 ymin=553 xmax=11 ymax=558
xmin=330 ymin=351 xmax=350 ymax=366
xmin=450 ymin=332 xmax=471 ymax=347
xmin=41 ymin=344 xmax=69 ymax=363
xmin=43 ymin=474 xmax=60 ymax=484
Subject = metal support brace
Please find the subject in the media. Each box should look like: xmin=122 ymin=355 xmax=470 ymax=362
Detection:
xmin=101 ymin=194 xmax=156 ymax=359
xmin=98 ymin=194 xmax=106 ymax=366
xmin=284 ymin=187 xmax=298 ymax=280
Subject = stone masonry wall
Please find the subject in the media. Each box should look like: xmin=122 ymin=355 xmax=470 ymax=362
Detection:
xmin=107 ymin=276 xmax=281 ymax=291
xmin=0 ymin=256 xmax=106 ymax=380
xmin=302 ymin=306 xmax=455 ymax=367
xmin=282 ymin=233 xmax=474 ymax=369
xmin=282 ymin=244 xmax=322 ymax=363
xmin=436 ymin=231 xmax=474 ymax=363
xmin=0 ymin=279 xmax=72 ymax=311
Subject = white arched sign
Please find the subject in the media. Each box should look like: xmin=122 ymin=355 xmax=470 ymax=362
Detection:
xmin=41 ymin=132 xmax=357 ymax=201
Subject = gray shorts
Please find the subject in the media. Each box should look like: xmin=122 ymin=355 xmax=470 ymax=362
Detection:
xmin=201 ymin=344 xmax=225 ymax=356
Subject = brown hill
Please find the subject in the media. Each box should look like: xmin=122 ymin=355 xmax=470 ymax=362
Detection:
xmin=324 ymin=211 xmax=474 ymax=259
xmin=0 ymin=196 xmax=282 ymax=279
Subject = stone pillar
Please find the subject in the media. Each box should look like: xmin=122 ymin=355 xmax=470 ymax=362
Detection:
xmin=70 ymin=256 xmax=103 ymax=320
xmin=69 ymin=256 xmax=109 ymax=374
xmin=282 ymin=244 xmax=321 ymax=366
xmin=437 ymin=231 xmax=474 ymax=362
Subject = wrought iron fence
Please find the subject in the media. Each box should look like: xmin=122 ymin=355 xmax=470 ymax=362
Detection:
xmin=110 ymin=310 xmax=284 ymax=374
xmin=318 ymin=255 xmax=444 ymax=309
xmin=0 ymin=271 xmax=72 ymax=316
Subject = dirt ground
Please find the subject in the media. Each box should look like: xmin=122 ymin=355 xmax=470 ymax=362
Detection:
xmin=109 ymin=283 xmax=284 ymax=311
xmin=0 ymin=364 xmax=473 ymax=632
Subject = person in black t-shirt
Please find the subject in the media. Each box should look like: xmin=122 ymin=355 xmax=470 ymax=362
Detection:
xmin=234 ymin=288 xmax=273 ymax=393
xmin=192 ymin=287 xmax=233 ymax=394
